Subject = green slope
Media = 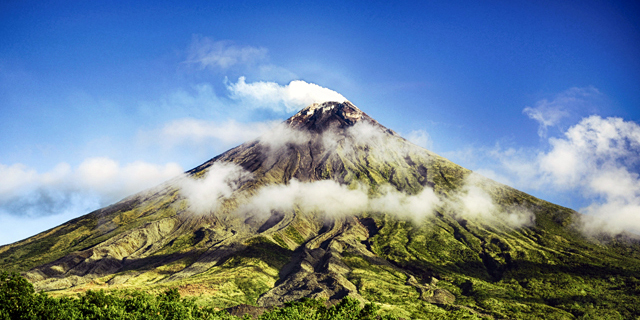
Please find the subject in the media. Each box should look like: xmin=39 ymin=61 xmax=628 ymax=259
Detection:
xmin=1 ymin=101 xmax=639 ymax=319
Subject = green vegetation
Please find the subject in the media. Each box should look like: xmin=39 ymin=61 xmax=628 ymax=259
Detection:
xmin=2 ymin=104 xmax=640 ymax=319
xmin=354 ymin=212 xmax=640 ymax=319
xmin=0 ymin=272 xmax=398 ymax=320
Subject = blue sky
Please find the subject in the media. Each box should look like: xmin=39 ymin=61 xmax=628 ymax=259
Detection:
xmin=1 ymin=0 xmax=639 ymax=244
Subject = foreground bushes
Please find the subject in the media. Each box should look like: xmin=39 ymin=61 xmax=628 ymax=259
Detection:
xmin=0 ymin=272 xmax=394 ymax=320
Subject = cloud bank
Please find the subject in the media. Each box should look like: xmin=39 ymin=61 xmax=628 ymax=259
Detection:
xmin=0 ymin=158 xmax=183 ymax=245
xmin=235 ymin=179 xmax=442 ymax=222
xmin=539 ymin=116 xmax=640 ymax=235
xmin=0 ymin=159 xmax=183 ymax=215
xmin=176 ymin=122 xmax=533 ymax=230
xmin=464 ymin=88 xmax=640 ymax=236
xmin=227 ymin=76 xmax=347 ymax=113
xmin=180 ymin=165 xmax=531 ymax=229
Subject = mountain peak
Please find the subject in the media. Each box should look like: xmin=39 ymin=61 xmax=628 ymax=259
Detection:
xmin=286 ymin=101 xmax=387 ymax=133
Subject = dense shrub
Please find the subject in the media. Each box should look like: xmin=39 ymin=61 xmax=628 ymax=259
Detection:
xmin=0 ymin=272 xmax=396 ymax=320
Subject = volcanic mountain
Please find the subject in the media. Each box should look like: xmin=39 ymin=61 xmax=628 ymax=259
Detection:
xmin=1 ymin=101 xmax=639 ymax=319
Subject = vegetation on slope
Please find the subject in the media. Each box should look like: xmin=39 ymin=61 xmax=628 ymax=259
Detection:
xmin=1 ymin=271 xmax=410 ymax=320
xmin=2 ymin=102 xmax=640 ymax=319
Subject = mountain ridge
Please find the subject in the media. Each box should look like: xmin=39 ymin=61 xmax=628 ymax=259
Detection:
xmin=1 ymin=101 xmax=639 ymax=319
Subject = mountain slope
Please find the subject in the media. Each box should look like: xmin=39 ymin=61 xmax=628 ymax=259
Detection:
xmin=1 ymin=101 xmax=639 ymax=319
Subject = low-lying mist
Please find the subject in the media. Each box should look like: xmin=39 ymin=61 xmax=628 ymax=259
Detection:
xmin=175 ymin=119 xmax=538 ymax=229
xmin=177 ymin=162 xmax=535 ymax=229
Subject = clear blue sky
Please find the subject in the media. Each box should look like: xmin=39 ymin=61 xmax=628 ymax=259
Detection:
xmin=1 ymin=0 xmax=639 ymax=244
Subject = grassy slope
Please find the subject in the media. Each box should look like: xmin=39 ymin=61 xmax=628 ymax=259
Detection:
xmin=0 ymin=127 xmax=639 ymax=319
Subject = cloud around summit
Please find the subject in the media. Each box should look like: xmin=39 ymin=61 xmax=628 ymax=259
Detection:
xmin=227 ymin=77 xmax=347 ymax=113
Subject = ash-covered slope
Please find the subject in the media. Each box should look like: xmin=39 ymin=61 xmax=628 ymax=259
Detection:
xmin=1 ymin=101 xmax=640 ymax=319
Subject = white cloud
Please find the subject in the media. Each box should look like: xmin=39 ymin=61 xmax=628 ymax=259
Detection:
xmin=0 ymin=163 xmax=39 ymax=200
xmin=537 ymin=116 xmax=640 ymax=234
xmin=0 ymin=158 xmax=184 ymax=245
xmin=139 ymin=83 xmax=225 ymax=118
xmin=406 ymin=129 xmax=432 ymax=149
xmin=257 ymin=123 xmax=313 ymax=151
xmin=475 ymin=113 xmax=640 ymax=235
xmin=227 ymin=77 xmax=347 ymax=113
xmin=235 ymin=179 xmax=441 ymax=222
xmin=368 ymin=184 xmax=442 ymax=221
xmin=178 ymin=162 xmax=252 ymax=215
xmin=74 ymin=157 xmax=183 ymax=202
xmin=0 ymin=159 xmax=183 ymax=216
xmin=523 ymin=86 xmax=601 ymax=137
xmin=184 ymin=36 xmax=268 ymax=70
xmin=538 ymin=116 xmax=640 ymax=189
xmin=151 ymin=118 xmax=279 ymax=148
xmin=449 ymin=173 xmax=535 ymax=228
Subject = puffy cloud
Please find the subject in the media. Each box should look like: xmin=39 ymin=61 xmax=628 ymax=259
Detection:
xmin=0 ymin=163 xmax=40 ymax=200
xmin=537 ymin=116 xmax=640 ymax=235
xmin=523 ymin=86 xmax=601 ymax=137
xmin=184 ymin=36 xmax=268 ymax=70
xmin=0 ymin=158 xmax=183 ymax=245
xmin=538 ymin=116 xmax=640 ymax=188
xmin=475 ymin=114 xmax=640 ymax=235
xmin=0 ymin=159 xmax=183 ymax=218
xmin=75 ymin=158 xmax=184 ymax=201
xmin=227 ymin=77 xmax=346 ymax=113
xmin=369 ymin=185 xmax=442 ymax=221
xmin=235 ymin=180 xmax=369 ymax=218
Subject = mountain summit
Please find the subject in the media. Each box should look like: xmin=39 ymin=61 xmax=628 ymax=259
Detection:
xmin=1 ymin=101 xmax=640 ymax=318
xmin=287 ymin=101 xmax=389 ymax=133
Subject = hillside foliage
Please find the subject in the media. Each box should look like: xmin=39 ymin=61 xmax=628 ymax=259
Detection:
xmin=1 ymin=272 xmax=410 ymax=320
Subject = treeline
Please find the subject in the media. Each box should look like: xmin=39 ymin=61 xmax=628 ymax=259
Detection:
xmin=0 ymin=272 xmax=393 ymax=320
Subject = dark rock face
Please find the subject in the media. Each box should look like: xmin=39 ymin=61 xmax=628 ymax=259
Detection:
xmin=286 ymin=101 xmax=397 ymax=135
xmin=287 ymin=101 xmax=365 ymax=132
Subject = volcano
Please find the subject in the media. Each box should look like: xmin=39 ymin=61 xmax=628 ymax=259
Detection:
xmin=1 ymin=101 xmax=639 ymax=319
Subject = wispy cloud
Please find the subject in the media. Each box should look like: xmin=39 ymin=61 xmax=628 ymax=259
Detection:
xmin=138 ymin=83 xmax=226 ymax=119
xmin=145 ymin=118 xmax=279 ymax=149
xmin=184 ymin=36 xmax=268 ymax=70
xmin=449 ymin=173 xmax=535 ymax=228
xmin=226 ymin=76 xmax=347 ymax=113
xmin=406 ymin=129 xmax=432 ymax=149
xmin=177 ymin=162 xmax=252 ymax=215
xmin=523 ymin=86 xmax=602 ymax=137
